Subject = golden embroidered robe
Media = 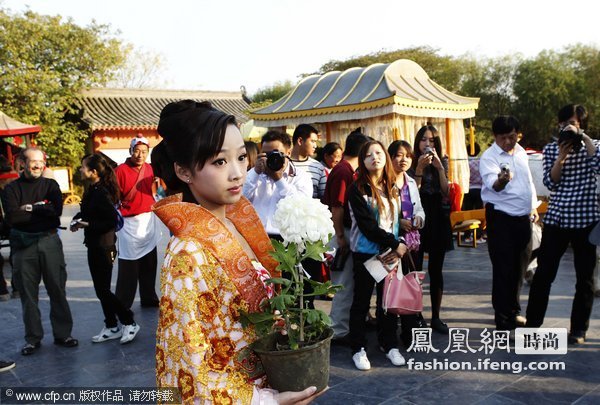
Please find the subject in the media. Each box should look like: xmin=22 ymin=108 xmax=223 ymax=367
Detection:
xmin=153 ymin=194 xmax=279 ymax=404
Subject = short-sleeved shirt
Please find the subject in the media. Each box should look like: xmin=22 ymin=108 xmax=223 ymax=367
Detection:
xmin=115 ymin=160 xmax=155 ymax=217
xmin=291 ymin=157 xmax=327 ymax=199
xmin=322 ymin=159 xmax=355 ymax=229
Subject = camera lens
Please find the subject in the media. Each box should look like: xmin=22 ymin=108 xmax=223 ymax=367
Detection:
xmin=266 ymin=150 xmax=285 ymax=171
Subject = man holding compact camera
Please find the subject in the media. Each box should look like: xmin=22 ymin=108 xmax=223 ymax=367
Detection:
xmin=243 ymin=130 xmax=313 ymax=238
xmin=526 ymin=104 xmax=600 ymax=345
xmin=480 ymin=116 xmax=538 ymax=332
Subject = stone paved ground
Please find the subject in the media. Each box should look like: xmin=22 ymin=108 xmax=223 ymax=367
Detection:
xmin=0 ymin=205 xmax=599 ymax=404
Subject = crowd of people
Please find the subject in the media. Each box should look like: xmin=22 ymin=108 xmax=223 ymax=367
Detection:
xmin=0 ymin=101 xmax=597 ymax=404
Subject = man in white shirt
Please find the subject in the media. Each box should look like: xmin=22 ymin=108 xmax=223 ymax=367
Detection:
xmin=243 ymin=130 xmax=313 ymax=238
xmin=480 ymin=116 xmax=538 ymax=331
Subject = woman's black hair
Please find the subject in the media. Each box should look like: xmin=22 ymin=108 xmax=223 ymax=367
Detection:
xmin=411 ymin=125 xmax=442 ymax=170
xmin=323 ymin=142 xmax=342 ymax=157
xmin=318 ymin=142 xmax=342 ymax=167
xmin=154 ymin=100 xmax=237 ymax=193
xmin=557 ymin=104 xmax=588 ymax=130
xmin=387 ymin=140 xmax=414 ymax=160
xmin=82 ymin=153 xmax=120 ymax=204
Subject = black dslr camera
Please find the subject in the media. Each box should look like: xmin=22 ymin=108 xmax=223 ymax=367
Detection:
xmin=558 ymin=129 xmax=583 ymax=152
xmin=266 ymin=150 xmax=286 ymax=171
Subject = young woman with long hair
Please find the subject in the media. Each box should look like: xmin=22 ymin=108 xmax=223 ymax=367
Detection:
xmin=411 ymin=125 xmax=452 ymax=334
xmin=388 ymin=140 xmax=427 ymax=345
xmin=347 ymin=140 xmax=408 ymax=370
xmin=71 ymin=153 xmax=140 ymax=344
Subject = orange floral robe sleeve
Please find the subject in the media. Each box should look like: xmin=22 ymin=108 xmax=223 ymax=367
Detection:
xmin=154 ymin=195 xmax=279 ymax=405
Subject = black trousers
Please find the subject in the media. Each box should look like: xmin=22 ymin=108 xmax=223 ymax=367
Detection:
xmin=348 ymin=252 xmax=398 ymax=354
xmin=526 ymin=223 xmax=596 ymax=332
xmin=88 ymin=243 xmax=134 ymax=327
xmin=0 ymin=254 xmax=8 ymax=295
xmin=486 ymin=204 xmax=532 ymax=330
xmin=116 ymin=247 xmax=159 ymax=309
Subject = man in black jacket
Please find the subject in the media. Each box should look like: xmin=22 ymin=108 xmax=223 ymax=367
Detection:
xmin=1 ymin=148 xmax=77 ymax=355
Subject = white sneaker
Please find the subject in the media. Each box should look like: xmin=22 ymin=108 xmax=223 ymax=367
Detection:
xmin=386 ymin=348 xmax=406 ymax=366
xmin=92 ymin=326 xmax=122 ymax=343
xmin=352 ymin=347 xmax=371 ymax=370
xmin=120 ymin=323 xmax=140 ymax=344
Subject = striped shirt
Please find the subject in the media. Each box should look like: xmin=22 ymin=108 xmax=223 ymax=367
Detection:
xmin=542 ymin=139 xmax=600 ymax=228
xmin=290 ymin=157 xmax=327 ymax=198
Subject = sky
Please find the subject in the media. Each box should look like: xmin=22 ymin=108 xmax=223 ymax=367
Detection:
xmin=3 ymin=0 xmax=600 ymax=95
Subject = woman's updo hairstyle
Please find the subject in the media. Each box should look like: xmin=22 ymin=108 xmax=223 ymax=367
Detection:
xmin=154 ymin=100 xmax=237 ymax=193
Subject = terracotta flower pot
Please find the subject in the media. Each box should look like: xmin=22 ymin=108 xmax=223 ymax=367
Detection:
xmin=252 ymin=328 xmax=333 ymax=393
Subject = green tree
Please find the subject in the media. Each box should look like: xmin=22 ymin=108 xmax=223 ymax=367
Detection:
xmin=0 ymin=8 xmax=125 ymax=167
xmin=561 ymin=44 xmax=600 ymax=137
xmin=313 ymin=46 xmax=471 ymax=92
xmin=250 ymin=80 xmax=294 ymax=104
xmin=512 ymin=50 xmax=579 ymax=147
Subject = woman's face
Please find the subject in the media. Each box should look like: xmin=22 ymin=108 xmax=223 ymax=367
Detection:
xmin=79 ymin=159 xmax=96 ymax=181
xmin=363 ymin=143 xmax=386 ymax=173
xmin=560 ymin=113 xmax=580 ymax=130
xmin=187 ymin=125 xmax=247 ymax=212
xmin=324 ymin=148 xmax=342 ymax=169
xmin=418 ymin=130 xmax=435 ymax=154
xmin=392 ymin=146 xmax=412 ymax=174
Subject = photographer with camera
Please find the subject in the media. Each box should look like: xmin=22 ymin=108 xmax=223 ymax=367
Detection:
xmin=243 ymin=130 xmax=313 ymax=239
xmin=526 ymin=104 xmax=600 ymax=345
xmin=480 ymin=116 xmax=538 ymax=332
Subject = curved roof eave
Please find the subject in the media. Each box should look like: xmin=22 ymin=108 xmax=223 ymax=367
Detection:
xmin=251 ymin=59 xmax=479 ymax=123
xmin=250 ymin=95 xmax=478 ymax=122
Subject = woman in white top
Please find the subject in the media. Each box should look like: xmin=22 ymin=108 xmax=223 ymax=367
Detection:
xmin=388 ymin=140 xmax=426 ymax=347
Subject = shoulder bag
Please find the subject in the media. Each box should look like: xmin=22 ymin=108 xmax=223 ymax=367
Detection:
xmin=382 ymin=254 xmax=426 ymax=315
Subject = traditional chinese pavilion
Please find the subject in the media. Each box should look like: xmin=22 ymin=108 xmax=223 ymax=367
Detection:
xmin=249 ymin=59 xmax=479 ymax=191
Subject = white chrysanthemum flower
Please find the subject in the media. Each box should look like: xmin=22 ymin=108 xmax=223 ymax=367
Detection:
xmin=273 ymin=195 xmax=334 ymax=251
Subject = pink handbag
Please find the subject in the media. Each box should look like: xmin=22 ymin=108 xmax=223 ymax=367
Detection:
xmin=382 ymin=258 xmax=425 ymax=315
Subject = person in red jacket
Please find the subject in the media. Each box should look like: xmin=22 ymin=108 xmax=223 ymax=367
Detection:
xmin=114 ymin=135 xmax=161 ymax=309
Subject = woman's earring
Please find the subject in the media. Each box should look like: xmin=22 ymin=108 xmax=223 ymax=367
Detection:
xmin=186 ymin=178 xmax=191 ymax=183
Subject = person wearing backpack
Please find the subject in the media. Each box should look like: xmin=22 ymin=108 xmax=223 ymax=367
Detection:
xmin=71 ymin=154 xmax=140 ymax=344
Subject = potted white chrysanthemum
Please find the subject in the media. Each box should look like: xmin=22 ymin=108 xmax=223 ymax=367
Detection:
xmin=240 ymin=195 xmax=341 ymax=393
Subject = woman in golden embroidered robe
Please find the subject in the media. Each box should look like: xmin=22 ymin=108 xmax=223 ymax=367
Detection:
xmin=152 ymin=100 xmax=318 ymax=405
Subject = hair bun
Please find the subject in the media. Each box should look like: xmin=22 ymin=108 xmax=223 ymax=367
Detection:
xmin=158 ymin=100 xmax=214 ymax=141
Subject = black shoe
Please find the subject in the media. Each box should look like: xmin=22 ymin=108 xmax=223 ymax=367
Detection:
xmin=141 ymin=300 xmax=159 ymax=308
xmin=0 ymin=360 xmax=15 ymax=372
xmin=431 ymin=318 xmax=449 ymax=334
xmin=54 ymin=336 xmax=78 ymax=347
xmin=568 ymin=331 xmax=586 ymax=345
xmin=21 ymin=342 xmax=41 ymax=356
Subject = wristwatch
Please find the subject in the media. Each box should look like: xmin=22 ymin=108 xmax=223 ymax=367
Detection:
xmin=25 ymin=204 xmax=32 ymax=212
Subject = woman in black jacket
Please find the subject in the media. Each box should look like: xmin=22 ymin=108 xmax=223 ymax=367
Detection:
xmin=347 ymin=140 xmax=408 ymax=371
xmin=71 ymin=154 xmax=140 ymax=344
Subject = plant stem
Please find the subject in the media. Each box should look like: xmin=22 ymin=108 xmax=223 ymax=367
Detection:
xmin=297 ymin=263 xmax=305 ymax=343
